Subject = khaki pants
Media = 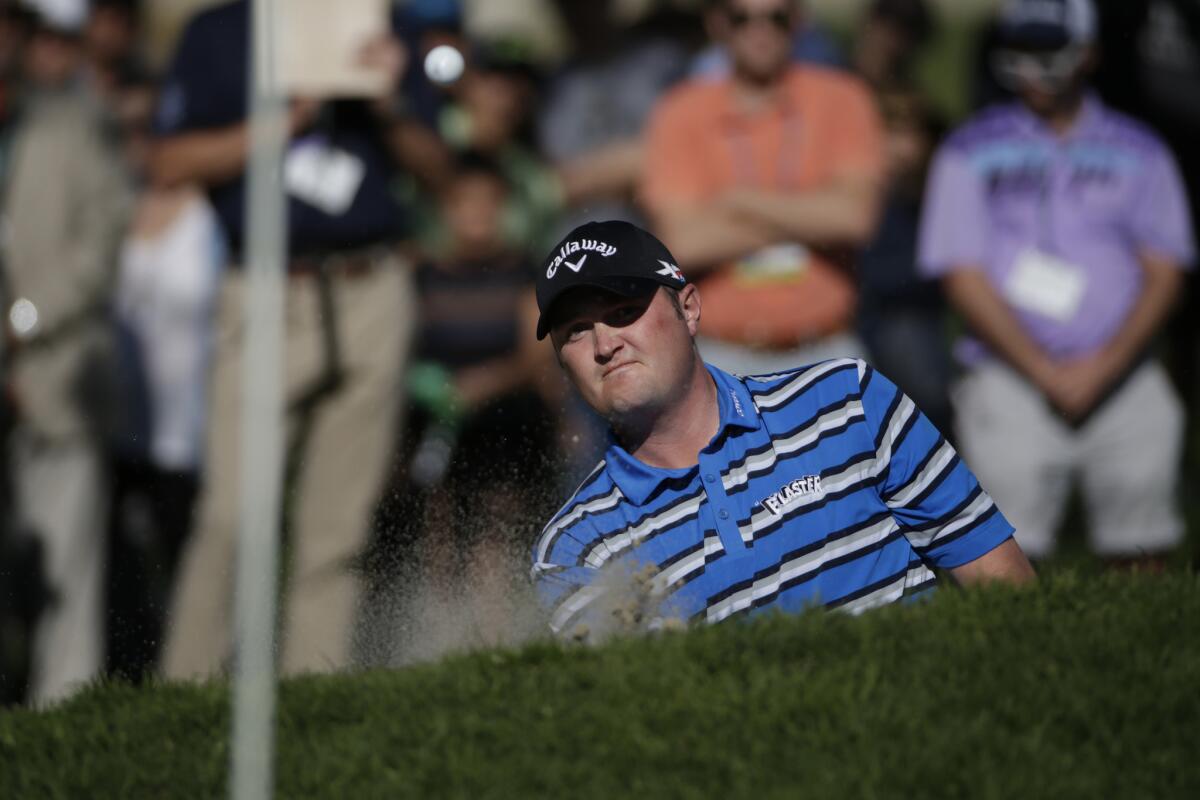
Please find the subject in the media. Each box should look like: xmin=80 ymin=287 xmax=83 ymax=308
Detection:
xmin=953 ymin=359 xmax=1185 ymax=559
xmin=15 ymin=432 xmax=106 ymax=705
xmin=163 ymin=254 xmax=413 ymax=678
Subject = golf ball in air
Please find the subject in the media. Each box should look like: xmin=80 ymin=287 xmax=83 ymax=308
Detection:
xmin=8 ymin=297 xmax=37 ymax=338
xmin=424 ymin=45 xmax=465 ymax=85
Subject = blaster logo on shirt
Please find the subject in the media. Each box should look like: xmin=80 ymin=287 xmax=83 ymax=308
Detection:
xmin=760 ymin=475 xmax=823 ymax=516
xmin=546 ymin=239 xmax=618 ymax=278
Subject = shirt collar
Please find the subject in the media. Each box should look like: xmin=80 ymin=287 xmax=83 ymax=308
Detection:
xmin=604 ymin=364 xmax=761 ymax=505
xmin=1011 ymin=91 xmax=1104 ymax=140
xmin=717 ymin=69 xmax=801 ymax=123
xmin=707 ymin=363 xmax=761 ymax=436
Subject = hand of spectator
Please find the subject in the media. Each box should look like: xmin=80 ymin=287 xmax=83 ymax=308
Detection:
xmin=715 ymin=188 xmax=764 ymax=220
xmin=288 ymin=97 xmax=323 ymax=135
xmin=1040 ymin=349 xmax=1124 ymax=421
xmin=358 ymin=35 xmax=408 ymax=97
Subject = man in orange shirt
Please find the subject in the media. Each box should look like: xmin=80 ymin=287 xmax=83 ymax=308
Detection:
xmin=641 ymin=0 xmax=885 ymax=374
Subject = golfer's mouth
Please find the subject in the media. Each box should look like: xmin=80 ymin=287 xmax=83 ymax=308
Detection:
xmin=602 ymin=362 xmax=637 ymax=379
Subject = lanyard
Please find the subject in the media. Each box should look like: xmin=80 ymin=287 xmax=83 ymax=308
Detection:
xmin=722 ymin=93 xmax=804 ymax=189
xmin=1038 ymin=155 xmax=1057 ymax=253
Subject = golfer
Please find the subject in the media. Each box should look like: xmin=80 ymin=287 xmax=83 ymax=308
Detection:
xmin=532 ymin=220 xmax=1034 ymax=635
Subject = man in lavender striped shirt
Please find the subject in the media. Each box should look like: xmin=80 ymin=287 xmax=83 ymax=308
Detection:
xmin=918 ymin=0 xmax=1194 ymax=566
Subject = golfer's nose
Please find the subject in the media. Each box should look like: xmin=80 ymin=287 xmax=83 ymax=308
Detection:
xmin=593 ymin=323 xmax=622 ymax=360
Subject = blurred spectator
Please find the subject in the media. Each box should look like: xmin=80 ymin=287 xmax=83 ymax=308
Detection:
xmin=0 ymin=0 xmax=36 ymax=708
xmin=433 ymin=40 xmax=561 ymax=255
xmin=154 ymin=0 xmax=416 ymax=679
xmin=689 ymin=0 xmax=843 ymax=79
xmin=393 ymin=0 xmax=465 ymax=130
xmin=20 ymin=0 xmax=83 ymax=87
xmin=105 ymin=74 xmax=222 ymax=683
xmin=81 ymin=0 xmax=144 ymax=110
xmin=642 ymin=0 xmax=884 ymax=375
xmin=538 ymin=0 xmax=689 ymax=234
xmin=367 ymin=153 xmax=554 ymax=659
xmin=919 ymin=0 xmax=1194 ymax=566
xmin=0 ymin=3 xmax=34 ymax=82
xmin=1 ymin=8 xmax=132 ymax=703
xmin=1091 ymin=0 xmax=1200 ymax=411
xmin=851 ymin=0 xmax=934 ymax=88
xmin=856 ymin=84 xmax=953 ymax=436
xmin=848 ymin=0 xmax=952 ymax=435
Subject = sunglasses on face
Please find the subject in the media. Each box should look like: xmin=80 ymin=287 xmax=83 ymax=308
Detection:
xmin=991 ymin=45 xmax=1085 ymax=92
xmin=727 ymin=7 xmax=793 ymax=31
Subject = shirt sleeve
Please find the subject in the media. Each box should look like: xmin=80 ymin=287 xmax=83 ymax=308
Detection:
xmin=858 ymin=361 xmax=1015 ymax=568
xmin=917 ymin=142 xmax=991 ymax=277
xmin=153 ymin=13 xmax=228 ymax=135
xmin=1128 ymin=144 xmax=1196 ymax=268
xmin=531 ymin=516 xmax=608 ymax=637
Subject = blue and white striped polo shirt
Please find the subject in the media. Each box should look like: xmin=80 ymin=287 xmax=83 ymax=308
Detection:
xmin=532 ymin=359 xmax=1015 ymax=634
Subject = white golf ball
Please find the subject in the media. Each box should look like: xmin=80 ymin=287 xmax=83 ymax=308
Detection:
xmin=8 ymin=297 xmax=38 ymax=338
xmin=424 ymin=44 xmax=465 ymax=86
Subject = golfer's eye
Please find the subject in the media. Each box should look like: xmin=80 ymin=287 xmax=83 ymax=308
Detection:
xmin=606 ymin=305 xmax=642 ymax=326
xmin=564 ymin=322 xmax=591 ymax=342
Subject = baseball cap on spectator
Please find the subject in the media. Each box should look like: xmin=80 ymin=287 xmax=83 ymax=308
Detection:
xmin=996 ymin=0 xmax=1096 ymax=50
xmin=23 ymin=0 xmax=86 ymax=35
xmin=535 ymin=220 xmax=688 ymax=340
xmin=992 ymin=0 xmax=1095 ymax=91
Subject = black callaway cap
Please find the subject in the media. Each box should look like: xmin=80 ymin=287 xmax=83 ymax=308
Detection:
xmin=535 ymin=220 xmax=687 ymax=340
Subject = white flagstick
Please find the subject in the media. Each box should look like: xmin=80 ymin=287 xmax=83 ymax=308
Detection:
xmin=232 ymin=0 xmax=287 ymax=797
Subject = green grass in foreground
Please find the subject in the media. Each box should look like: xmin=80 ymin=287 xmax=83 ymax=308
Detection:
xmin=1 ymin=572 xmax=1198 ymax=799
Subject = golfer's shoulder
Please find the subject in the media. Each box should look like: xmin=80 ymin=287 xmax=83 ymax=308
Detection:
xmin=739 ymin=357 xmax=867 ymax=413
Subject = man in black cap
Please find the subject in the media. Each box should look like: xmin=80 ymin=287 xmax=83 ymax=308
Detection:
xmin=530 ymin=220 xmax=1033 ymax=638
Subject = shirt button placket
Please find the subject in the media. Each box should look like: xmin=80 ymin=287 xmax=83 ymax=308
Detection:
xmin=699 ymin=453 xmax=747 ymax=555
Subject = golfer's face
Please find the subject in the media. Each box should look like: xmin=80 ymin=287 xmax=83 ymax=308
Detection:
xmin=550 ymin=286 xmax=696 ymax=421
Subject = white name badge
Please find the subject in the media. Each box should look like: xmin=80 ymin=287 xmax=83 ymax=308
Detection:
xmin=734 ymin=242 xmax=812 ymax=284
xmin=284 ymin=141 xmax=366 ymax=216
xmin=1004 ymin=248 xmax=1087 ymax=323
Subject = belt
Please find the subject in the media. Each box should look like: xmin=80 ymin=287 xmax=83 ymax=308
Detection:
xmin=288 ymin=245 xmax=397 ymax=280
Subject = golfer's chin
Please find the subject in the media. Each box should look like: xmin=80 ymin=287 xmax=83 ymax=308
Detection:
xmin=596 ymin=385 xmax=653 ymax=421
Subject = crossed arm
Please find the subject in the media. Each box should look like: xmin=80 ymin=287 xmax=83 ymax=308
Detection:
xmin=650 ymin=171 xmax=882 ymax=274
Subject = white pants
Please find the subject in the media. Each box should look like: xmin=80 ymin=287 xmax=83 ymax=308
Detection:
xmin=14 ymin=432 xmax=106 ymax=706
xmin=952 ymin=360 xmax=1185 ymax=559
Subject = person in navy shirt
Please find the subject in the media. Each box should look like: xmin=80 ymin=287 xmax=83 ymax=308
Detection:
xmin=531 ymin=220 xmax=1034 ymax=637
xmin=153 ymin=0 xmax=428 ymax=680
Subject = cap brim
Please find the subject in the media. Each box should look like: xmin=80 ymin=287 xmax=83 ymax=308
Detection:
xmin=535 ymin=276 xmax=661 ymax=340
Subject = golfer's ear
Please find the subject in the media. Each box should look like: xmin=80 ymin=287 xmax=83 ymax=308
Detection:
xmin=679 ymin=284 xmax=701 ymax=334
